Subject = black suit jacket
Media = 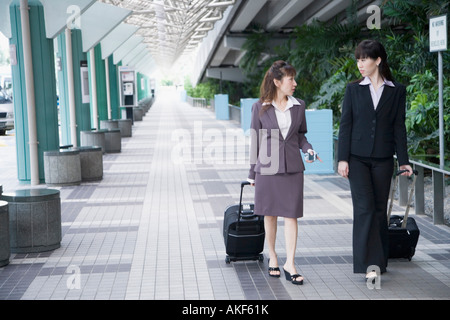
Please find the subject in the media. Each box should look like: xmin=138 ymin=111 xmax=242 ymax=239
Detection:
xmin=338 ymin=81 xmax=410 ymax=166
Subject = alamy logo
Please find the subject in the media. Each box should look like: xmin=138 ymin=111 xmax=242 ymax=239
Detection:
xmin=66 ymin=265 xmax=81 ymax=290
xmin=66 ymin=5 xmax=81 ymax=30
xmin=366 ymin=265 xmax=381 ymax=290
xmin=171 ymin=121 xmax=280 ymax=174
xmin=366 ymin=5 xmax=381 ymax=30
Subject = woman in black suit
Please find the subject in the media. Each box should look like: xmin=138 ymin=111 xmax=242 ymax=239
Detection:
xmin=337 ymin=40 xmax=413 ymax=278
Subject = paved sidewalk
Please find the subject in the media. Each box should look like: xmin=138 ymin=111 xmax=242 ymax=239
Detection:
xmin=0 ymin=87 xmax=449 ymax=302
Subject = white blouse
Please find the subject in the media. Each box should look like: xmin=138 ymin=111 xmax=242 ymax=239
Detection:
xmin=264 ymin=96 xmax=300 ymax=139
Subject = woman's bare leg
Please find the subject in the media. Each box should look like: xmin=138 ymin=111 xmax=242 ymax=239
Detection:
xmin=283 ymin=217 xmax=303 ymax=282
xmin=265 ymin=215 xmax=280 ymax=276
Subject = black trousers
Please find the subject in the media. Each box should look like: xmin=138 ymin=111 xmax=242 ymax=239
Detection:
xmin=348 ymin=155 xmax=394 ymax=273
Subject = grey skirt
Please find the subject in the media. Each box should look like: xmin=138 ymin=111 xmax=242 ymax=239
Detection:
xmin=254 ymin=172 xmax=304 ymax=218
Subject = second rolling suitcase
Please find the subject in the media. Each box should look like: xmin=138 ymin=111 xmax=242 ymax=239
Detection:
xmin=387 ymin=169 xmax=420 ymax=260
xmin=223 ymin=181 xmax=265 ymax=263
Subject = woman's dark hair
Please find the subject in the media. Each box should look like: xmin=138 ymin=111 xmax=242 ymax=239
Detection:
xmin=259 ymin=60 xmax=296 ymax=113
xmin=355 ymin=39 xmax=394 ymax=82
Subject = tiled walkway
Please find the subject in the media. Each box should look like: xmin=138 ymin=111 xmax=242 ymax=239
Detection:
xmin=0 ymin=87 xmax=449 ymax=301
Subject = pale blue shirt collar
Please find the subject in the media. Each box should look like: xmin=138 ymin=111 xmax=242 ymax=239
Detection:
xmin=359 ymin=76 xmax=395 ymax=87
xmin=359 ymin=77 xmax=395 ymax=109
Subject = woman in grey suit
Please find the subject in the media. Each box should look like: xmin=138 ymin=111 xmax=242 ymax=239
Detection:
xmin=337 ymin=40 xmax=413 ymax=279
xmin=248 ymin=60 xmax=320 ymax=285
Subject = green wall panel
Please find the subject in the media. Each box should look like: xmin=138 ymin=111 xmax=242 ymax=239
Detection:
xmin=87 ymin=44 xmax=107 ymax=128
xmin=56 ymin=29 xmax=90 ymax=145
xmin=10 ymin=0 xmax=59 ymax=182
xmin=56 ymin=32 xmax=70 ymax=146
xmin=108 ymin=55 xmax=120 ymax=120
xmin=137 ymin=72 xmax=151 ymax=102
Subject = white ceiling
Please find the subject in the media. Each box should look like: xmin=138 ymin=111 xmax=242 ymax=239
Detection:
xmin=99 ymin=0 xmax=236 ymax=70
xmin=0 ymin=0 xmax=383 ymax=80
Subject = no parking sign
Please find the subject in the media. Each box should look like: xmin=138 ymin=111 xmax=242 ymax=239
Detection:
xmin=429 ymin=14 xmax=447 ymax=169
xmin=430 ymin=15 xmax=447 ymax=52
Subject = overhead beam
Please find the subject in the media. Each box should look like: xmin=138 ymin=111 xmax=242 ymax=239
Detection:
xmin=135 ymin=56 xmax=157 ymax=76
xmin=229 ymin=0 xmax=267 ymax=32
xmin=100 ymin=23 xmax=138 ymax=59
xmin=266 ymin=0 xmax=314 ymax=31
xmin=134 ymin=54 xmax=156 ymax=74
xmin=224 ymin=34 xmax=290 ymax=52
xmin=206 ymin=67 xmax=245 ymax=83
xmin=121 ymin=43 xmax=147 ymax=66
xmin=210 ymin=40 xmax=229 ymax=67
xmin=40 ymin=0 xmax=95 ymax=39
xmin=210 ymin=0 xmax=267 ymax=67
xmin=224 ymin=35 xmax=246 ymax=50
xmin=0 ymin=0 xmax=13 ymax=38
xmin=80 ymin=1 xmax=131 ymax=52
xmin=127 ymin=48 xmax=149 ymax=66
xmin=113 ymin=35 xmax=143 ymax=65
xmin=306 ymin=0 xmax=351 ymax=24
xmin=192 ymin=3 xmax=241 ymax=86
xmin=340 ymin=0 xmax=383 ymax=25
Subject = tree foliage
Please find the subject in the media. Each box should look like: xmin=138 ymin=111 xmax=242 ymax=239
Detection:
xmin=185 ymin=0 xmax=449 ymax=165
xmin=237 ymin=0 xmax=449 ymax=165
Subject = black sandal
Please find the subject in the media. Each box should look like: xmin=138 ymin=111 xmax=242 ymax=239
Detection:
xmin=268 ymin=266 xmax=281 ymax=277
xmin=283 ymin=268 xmax=303 ymax=285
xmin=268 ymin=259 xmax=280 ymax=278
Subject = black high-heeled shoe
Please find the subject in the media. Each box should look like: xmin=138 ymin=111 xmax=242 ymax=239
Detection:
xmin=283 ymin=268 xmax=303 ymax=285
xmin=268 ymin=259 xmax=280 ymax=278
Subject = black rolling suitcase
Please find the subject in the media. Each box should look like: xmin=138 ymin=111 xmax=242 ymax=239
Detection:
xmin=387 ymin=169 xmax=420 ymax=260
xmin=223 ymin=181 xmax=265 ymax=263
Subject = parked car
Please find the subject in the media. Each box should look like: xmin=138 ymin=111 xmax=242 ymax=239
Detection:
xmin=0 ymin=89 xmax=14 ymax=135
xmin=0 ymin=75 xmax=12 ymax=98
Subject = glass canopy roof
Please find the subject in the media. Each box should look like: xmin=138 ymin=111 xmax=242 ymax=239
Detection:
xmin=99 ymin=0 xmax=235 ymax=69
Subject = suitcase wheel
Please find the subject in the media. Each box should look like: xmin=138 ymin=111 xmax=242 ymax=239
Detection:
xmin=409 ymin=247 xmax=415 ymax=261
xmin=225 ymin=254 xmax=264 ymax=264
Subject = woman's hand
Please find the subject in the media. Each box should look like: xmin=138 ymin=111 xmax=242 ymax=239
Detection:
xmin=338 ymin=161 xmax=349 ymax=178
xmin=399 ymin=164 xmax=413 ymax=176
xmin=305 ymin=150 xmax=323 ymax=163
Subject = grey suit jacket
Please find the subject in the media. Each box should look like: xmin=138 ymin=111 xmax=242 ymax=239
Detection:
xmin=248 ymin=98 xmax=313 ymax=179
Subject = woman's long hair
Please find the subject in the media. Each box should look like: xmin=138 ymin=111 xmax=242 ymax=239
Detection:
xmin=354 ymin=39 xmax=394 ymax=82
xmin=259 ymin=60 xmax=296 ymax=114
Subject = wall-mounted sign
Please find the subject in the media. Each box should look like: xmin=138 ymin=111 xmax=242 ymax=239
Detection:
xmin=9 ymin=44 xmax=17 ymax=66
xmin=80 ymin=60 xmax=90 ymax=104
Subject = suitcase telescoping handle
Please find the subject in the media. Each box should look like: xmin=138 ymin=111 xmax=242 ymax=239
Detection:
xmin=387 ymin=169 xmax=418 ymax=228
xmin=396 ymin=169 xmax=419 ymax=176
xmin=238 ymin=181 xmax=252 ymax=222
